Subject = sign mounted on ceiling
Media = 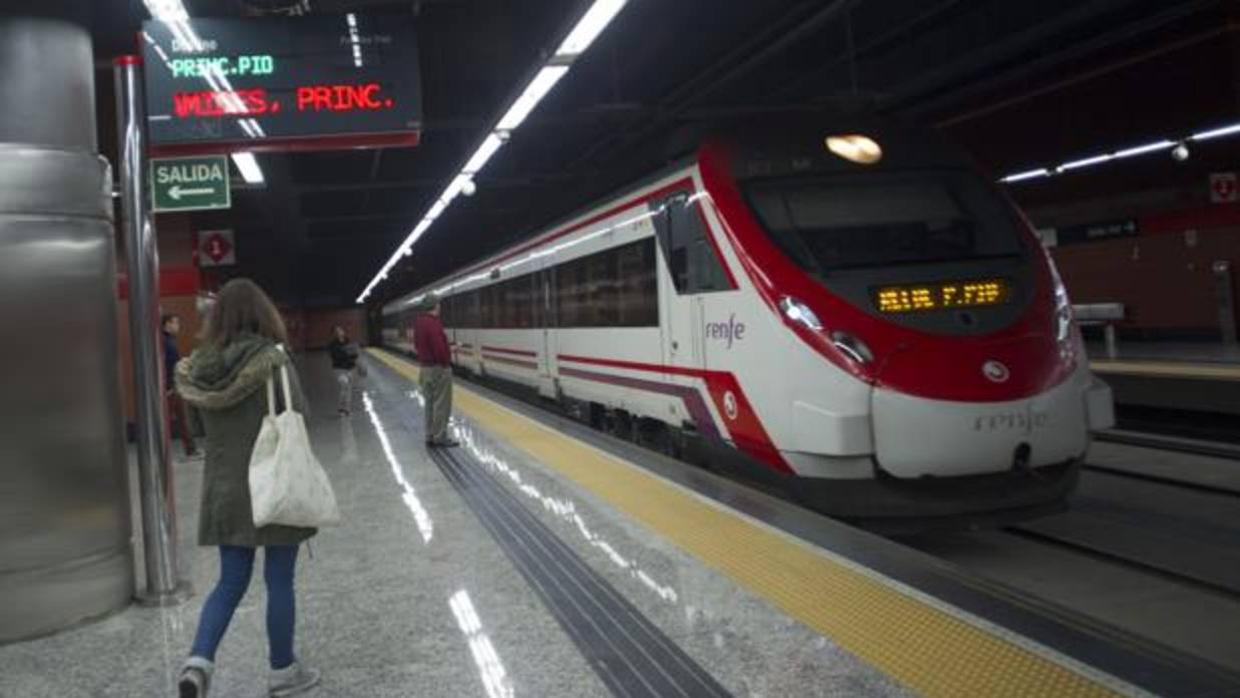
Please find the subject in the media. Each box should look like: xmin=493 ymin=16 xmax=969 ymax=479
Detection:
xmin=141 ymin=15 xmax=422 ymax=154
xmin=151 ymin=155 xmax=231 ymax=212
xmin=1210 ymin=172 xmax=1238 ymax=203
xmin=197 ymin=229 xmax=236 ymax=267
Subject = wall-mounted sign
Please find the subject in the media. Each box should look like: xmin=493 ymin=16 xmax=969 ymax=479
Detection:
xmin=1057 ymin=218 xmax=1138 ymax=246
xmin=141 ymin=15 xmax=422 ymax=154
xmin=198 ymin=229 xmax=236 ymax=267
xmin=1210 ymin=172 xmax=1237 ymax=203
xmin=151 ymin=155 xmax=231 ymax=212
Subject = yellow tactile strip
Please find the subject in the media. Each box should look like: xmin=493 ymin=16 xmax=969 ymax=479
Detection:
xmin=371 ymin=349 xmax=1124 ymax=697
xmin=1092 ymin=359 xmax=1240 ymax=382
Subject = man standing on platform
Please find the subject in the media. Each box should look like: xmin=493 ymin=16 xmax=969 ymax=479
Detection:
xmin=414 ymin=295 xmax=458 ymax=448
xmin=162 ymin=313 xmax=199 ymax=459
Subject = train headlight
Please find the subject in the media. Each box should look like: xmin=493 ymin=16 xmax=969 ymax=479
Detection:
xmin=780 ymin=296 xmax=822 ymax=331
xmin=830 ymin=331 xmax=874 ymax=365
xmin=1047 ymin=256 xmax=1079 ymax=358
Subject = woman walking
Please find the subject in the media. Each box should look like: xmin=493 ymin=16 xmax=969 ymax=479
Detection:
xmin=174 ymin=279 xmax=320 ymax=698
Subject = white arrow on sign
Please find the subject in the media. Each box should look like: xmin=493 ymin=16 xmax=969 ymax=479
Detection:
xmin=169 ymin=185 xmax=216 ymax=201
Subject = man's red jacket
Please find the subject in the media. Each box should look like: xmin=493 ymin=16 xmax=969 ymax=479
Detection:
xmin=413 ymin=313 xmax=451 ymax=366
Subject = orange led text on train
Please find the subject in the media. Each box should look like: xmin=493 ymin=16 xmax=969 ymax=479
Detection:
xmin=876 ymin=280 xmax=1006 ymax=313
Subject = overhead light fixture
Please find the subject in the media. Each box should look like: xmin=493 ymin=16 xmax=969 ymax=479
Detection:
xmin=1190 ymin=122 xmax=1240 ymax=142
xmin=825 ymin=134 xmax=882 ymax=165
xmin=1113 ymin=140 xmax=1174 ymax=158
xmin=462 ymin=133 xmax=505 ymax=174
xmin=496 ymin=66 xmax=570 ymax=131
xmin=1001 ymin=121 xmax=1240 ymax=184
xmin=1056 ymin=153 xmax=1111 ymax=172
xmin=231 ymin=153 xmax=264 ymax=184
xmin=556 ymin=0 xmax=628 ymax=58
xmin=356 ymin=0 xmax=632 ymax=304
xmin=1000 ymin=168 xmax=1050 ymax=183
xmin=144 ymin=0 xmax=189 ymax=20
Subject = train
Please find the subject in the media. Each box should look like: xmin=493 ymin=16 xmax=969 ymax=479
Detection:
xmin=381 ymin=118 xmax=1115 ymax=523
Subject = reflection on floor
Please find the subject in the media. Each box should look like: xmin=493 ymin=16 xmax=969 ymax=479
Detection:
xmin=0 ymin=352 xmax=907 ymax=697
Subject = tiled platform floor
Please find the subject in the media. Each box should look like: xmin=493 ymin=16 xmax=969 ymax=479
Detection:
xmin=0 ymin=354 xmax=908 ymax=698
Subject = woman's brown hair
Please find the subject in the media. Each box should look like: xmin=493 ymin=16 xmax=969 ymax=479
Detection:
xmin=201 ymin=278 xmax=289 ymax=348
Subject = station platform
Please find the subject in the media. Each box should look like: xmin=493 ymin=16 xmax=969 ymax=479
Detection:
xmin=1088 ymin=346 xmax=1240 ymax=417
xmin=1087 ymin=340 xmax=1240 ymax=365
xmin=1 ymin=351 xmax=1234 ymax=697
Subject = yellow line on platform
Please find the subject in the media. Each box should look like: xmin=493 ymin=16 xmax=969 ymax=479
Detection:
xmin=370 ymin=349 xmax=1122 ymax=698
xmin=1092 ymin=359 xmax=1240 ymax=381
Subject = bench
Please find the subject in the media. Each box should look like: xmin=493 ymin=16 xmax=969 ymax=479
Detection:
xmin=1073 ymin=303 xmax=1125 ymax=359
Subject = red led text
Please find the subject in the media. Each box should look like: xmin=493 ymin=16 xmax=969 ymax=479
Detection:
xmin=174 ymin=88 xmax=271 ymax=117
xmin=296 ymin=83 xmax=393 ymax=112
xmin=171 ymin=83 xmax=395 ymax=120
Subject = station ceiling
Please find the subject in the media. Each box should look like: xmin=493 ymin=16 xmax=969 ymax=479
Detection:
xmin=86 ymin=0 xmax=1237 ymax=307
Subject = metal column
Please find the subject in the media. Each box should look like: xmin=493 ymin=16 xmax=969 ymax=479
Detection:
xmin=0 ymin=10 xmax=133 ymax=643
xmin=115 ymin=56 xmax=185 ymax=604
xmin=1214 ymin=260 xmax=1238 ymax=346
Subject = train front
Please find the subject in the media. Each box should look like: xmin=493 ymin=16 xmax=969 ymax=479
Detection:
xmin=699 ymin=121 xmax=1115 ymax=523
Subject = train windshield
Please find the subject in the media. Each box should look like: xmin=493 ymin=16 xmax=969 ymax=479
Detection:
xmin=744 ymin=172 xmax=1024 ymax=273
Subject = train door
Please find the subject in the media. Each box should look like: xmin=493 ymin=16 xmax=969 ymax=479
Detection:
xmin=537 ymin=267 xmax=559 ymax=398
xmin=655 ymin=191 xmax=707 ymax=374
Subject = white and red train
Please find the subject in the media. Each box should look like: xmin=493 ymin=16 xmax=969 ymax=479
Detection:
xmin=382 ymin=120 xmax=1115 ymax=521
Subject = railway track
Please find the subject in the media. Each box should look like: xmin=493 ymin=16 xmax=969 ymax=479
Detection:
xmin=1094 ymin=428 xmax=1240 ymax=461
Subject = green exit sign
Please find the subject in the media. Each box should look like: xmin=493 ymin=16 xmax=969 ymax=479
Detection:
xmin=151 ymin=155 xmax=231 ymax=212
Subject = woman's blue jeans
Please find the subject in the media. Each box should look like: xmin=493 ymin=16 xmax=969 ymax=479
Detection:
xmin=189 ymin=545 xmax=299 ymax=669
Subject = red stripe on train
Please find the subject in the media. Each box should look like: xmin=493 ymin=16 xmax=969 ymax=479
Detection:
xmin=557 ymin=354 xmax=791 ymax=473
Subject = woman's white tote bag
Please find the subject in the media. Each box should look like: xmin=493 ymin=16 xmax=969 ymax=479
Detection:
xmin=249 ymin=361 xmax=341 ymax=528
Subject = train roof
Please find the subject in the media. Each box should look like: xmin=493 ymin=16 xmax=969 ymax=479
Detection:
xmin=383 ymin=113 xmax=975 ymax=314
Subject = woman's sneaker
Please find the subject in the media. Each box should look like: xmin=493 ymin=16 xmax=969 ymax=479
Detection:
xmin=177 ymin=657 xmax=213 ymax=698
xmin=269 ymin=661 xmax=321 ymax=697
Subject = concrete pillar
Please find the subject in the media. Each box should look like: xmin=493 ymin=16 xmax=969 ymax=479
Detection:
xmin=0 ymin=7 xmax=134 ymax=642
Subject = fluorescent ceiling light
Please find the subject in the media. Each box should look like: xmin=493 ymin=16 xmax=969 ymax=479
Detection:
xmin=356 ymin=0 xmax=633 ymax=304
xmin=231 ymin=153 xmax=264 ymax=184
xmin=556 ymin=0 xmax=627 ymax=57
xmin=1001 ymin=119 xmax=1240 ymax=185
xmin=1113 ymin=140 xmax=1174 ymax=158
xmin=496 ymin=66 xmax=570 ymax=131
xmin=444 ymin=174 xmax=474 ymax=201
xmin=144 ymin=0 xmax=189 ymax=20
xmin=1000 ymin=168 xmax=1051 ymax=183
xmin=1190 ymin=122 xmax=1240 ymax=141
xmin=425 ymin=198 xmax=449 ymax=221
xmin=1057 ymin=153 xmax=1111 ymax=172
xmin=463 ymin=133 xmax=505 ymax=174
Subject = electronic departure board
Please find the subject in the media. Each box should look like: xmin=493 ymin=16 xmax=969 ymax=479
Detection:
xmin=141 ymin=15 xmax=421 ymax=153
xmin=874 ymin=279 xmax=1011 ymax=313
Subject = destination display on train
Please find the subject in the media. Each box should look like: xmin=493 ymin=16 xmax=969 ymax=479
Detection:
xmin=141 ymin=15 xmax=422 ymax=152
xmin=874 ymin=279 xmax=1011 ymax=313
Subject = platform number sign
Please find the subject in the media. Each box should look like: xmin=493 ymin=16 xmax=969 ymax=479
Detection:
xmin=198 ymin=229 xmax=236 ymax=267
xmin=1210 ymin=172 xmax=1238 ymax=203
xmin=151 ymin=156 xmax=231 ymax=212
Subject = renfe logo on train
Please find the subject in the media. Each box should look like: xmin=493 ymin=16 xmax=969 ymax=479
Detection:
xmin=705 ymin=314 xmax=746 ymax=349
xmin=981 ymin=360 xmax=1010 ymax=383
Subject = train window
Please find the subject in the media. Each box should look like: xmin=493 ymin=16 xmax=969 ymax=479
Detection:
xmin=744 ymin=172 xmax=1024 ymax=272
xmin=653 ymin=192 xmax=734 ymax=294
xmin=466 ymin=290 xmax=480 ymax=328
xmin=482 ymin=286 xmax=496 ymax=328
xmin=617 ymin=238 xmax=658 ymax=326
xmin=553 ymin=238 xmax=657 ymax=327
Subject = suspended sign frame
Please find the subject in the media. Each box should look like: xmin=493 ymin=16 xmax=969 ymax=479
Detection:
xmin=141 ymin=14 xmax=422 ymax=155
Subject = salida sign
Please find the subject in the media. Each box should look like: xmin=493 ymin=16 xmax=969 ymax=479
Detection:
xmin=151 ymin=155 xmax=231 ymax=212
